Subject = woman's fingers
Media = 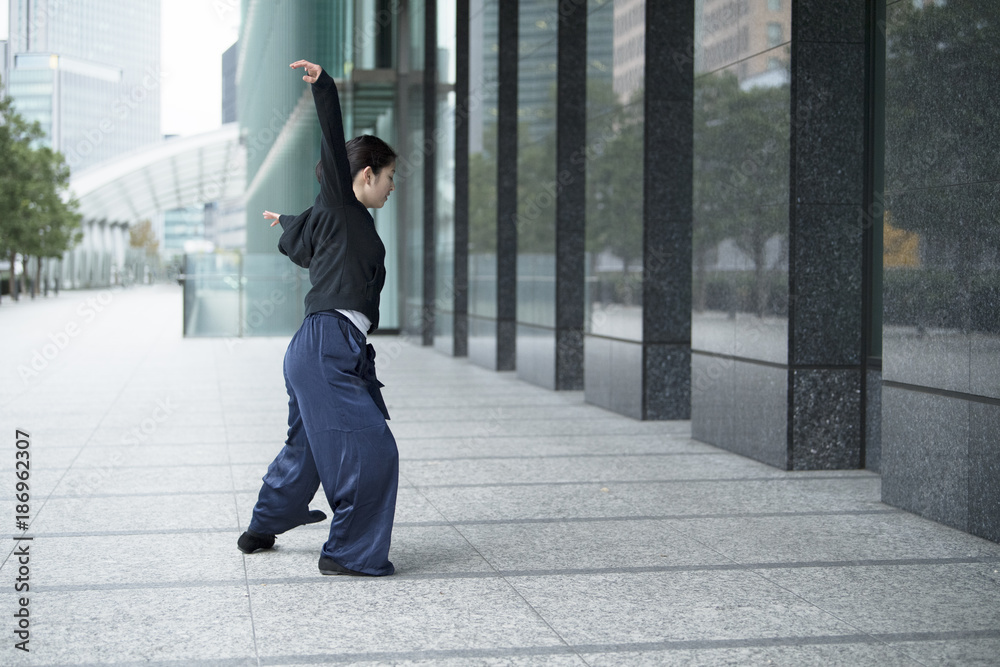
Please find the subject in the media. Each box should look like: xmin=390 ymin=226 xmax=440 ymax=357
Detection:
xmin=289 ymin=60 xmax=321 ymax=82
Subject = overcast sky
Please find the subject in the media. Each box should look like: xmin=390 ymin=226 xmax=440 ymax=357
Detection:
xmin=0 ymin=0 xmax=239 ymax=137
xmin=160 ymin=0 xmax=240 ymax=136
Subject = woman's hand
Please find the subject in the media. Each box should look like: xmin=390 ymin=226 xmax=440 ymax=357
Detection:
xmin=290 ymin=60 xmax=322 ymax=84
xmin=263 ymin=210 xmax=281 ymax=227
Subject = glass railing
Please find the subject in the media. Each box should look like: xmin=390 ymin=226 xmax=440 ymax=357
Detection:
xmin=181 ymin=252 xmax=309 ymax=337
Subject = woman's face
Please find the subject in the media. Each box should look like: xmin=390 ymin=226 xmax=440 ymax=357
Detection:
xmin=367 ymin=162 xmax=396 ymax=209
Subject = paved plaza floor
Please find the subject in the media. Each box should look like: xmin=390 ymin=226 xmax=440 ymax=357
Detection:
xmin=1 ymin=284 xmax=998 ymax=666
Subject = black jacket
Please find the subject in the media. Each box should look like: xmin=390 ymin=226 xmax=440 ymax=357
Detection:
xmin=277 ymin=70 xmax=387 ymax=331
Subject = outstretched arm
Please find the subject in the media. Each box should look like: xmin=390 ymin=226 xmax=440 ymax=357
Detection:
xmin=269 ymin=207 xmax=315 ymax=268
xmin=289 ymin=59 xmax=354 ymax=206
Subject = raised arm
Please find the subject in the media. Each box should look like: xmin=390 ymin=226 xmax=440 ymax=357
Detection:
xmin=289 ymin=60 xmax=354 ymax=206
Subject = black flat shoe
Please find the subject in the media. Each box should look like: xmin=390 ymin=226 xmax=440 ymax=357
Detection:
xmin=318 ymin=555 xmax=371 ymax=576
xmin=237 ymin=530 xmax=275 ymax=554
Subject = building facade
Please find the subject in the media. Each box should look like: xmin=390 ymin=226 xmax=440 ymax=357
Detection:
xmin=6 ymin=0 xmax=161 ymax=171
xmin=236 ymin=0 xmax=999 ymax=544
xmin=5 ymin=0 xmax=162 ymax=290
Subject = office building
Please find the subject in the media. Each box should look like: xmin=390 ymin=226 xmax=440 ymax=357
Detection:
xmin=226 ymin=0 xmax=999 ymax=545
xmin=6 ymin=0 xmax=161 ymax=171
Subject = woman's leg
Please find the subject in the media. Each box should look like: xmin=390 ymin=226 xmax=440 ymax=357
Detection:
xmin=309 ymin=423 xmax=398 ymax=575
xmin=245 ymin=335 xmax=326 ymax=539
xmin=291 ymin=313 xmax=399 ymax=576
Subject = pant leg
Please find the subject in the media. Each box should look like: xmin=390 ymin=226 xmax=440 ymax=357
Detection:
xmin=247 ymin=333 xmax=323 ymax=536
xmin=288 ymin=313 xmax=399 ymax=576
xmin=309 ymin=424 xmax=398 ymax=575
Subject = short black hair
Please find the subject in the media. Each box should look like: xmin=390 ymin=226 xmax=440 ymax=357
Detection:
xmin=315 ymin=135 xmax=397 ymax=183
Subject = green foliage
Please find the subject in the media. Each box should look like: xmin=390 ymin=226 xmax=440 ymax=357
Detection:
xmin=129 ymin=219 xmax=160 ymax=256
xmin=584 ymin=78 xmax=644 ymax=268
xmin=468 ymin=123 xmax=498 ymax=254
xmin=0 ymin=75 xmax=83 ymax=280
xmin=692 ymin=71 xmax=790 ymax=315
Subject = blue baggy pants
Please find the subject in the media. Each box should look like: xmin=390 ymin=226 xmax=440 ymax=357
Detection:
xmin=248 ymin=312 xmax=398 ymax=576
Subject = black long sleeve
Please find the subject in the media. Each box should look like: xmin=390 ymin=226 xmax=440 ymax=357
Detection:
xmin=311 ymin=70 xmax=356 ymax=207
xmin=273 ymin=69 xmax=388 ymax=331
xmin=277 ymin=207 xmax=314 ymax=268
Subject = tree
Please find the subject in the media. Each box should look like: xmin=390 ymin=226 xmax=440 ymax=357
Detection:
xmin=129 ymin=219 xmax=160 ymax=256
xmin=0 ymin=75 xmax=82 ymax=302
xmin=584 ymin=79 xmax=645 ymax=306
xmin=22 ymin=145 xmax=82 ymax=297
xmin=693 ymin=71 xmax=790 ymax=316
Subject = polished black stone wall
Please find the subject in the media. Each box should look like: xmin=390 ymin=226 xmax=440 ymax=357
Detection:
xmin=691 ymin=0 xmax=868 ymax=469
xmin=881 ymin=0 xmax=1000 ymax=543
xmin=493 ymin=0 xmax=518 ymax=371
xmin=582 ymin=0 xmax=693 ymax=420
xmin=514 ymin=0 xmax=586 ymax=391
xmin=690 ymin=0 xmax=793 ymax=462
xmin=787 ymin=0 xmax=867 ymax=470
xmin=422 ymin=0 xmax=438 ymax=347
xmin=642 ymin=0 xmax=693 ymax=419
xmin=453 ymin=0 xmax=470 ymax=358
xmin=466 ymin=0 xmax=505 ymax=370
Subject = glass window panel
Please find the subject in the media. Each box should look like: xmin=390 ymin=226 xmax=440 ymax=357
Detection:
xmin=691 ymin=0 xmax=791 ymax=364
xmin=585 ymin=0 xmax=644 ymax=342
xmin=516 ymin=0 xmax=558 ymax=329
xmin=468 ymin=0 xmax=499 ymax=321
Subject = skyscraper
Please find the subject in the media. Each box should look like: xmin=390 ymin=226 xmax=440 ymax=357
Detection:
xmin=6 ymin=0 xmax=161 ymax=171
xmin=221 ymin=40 xmax=237 ymax=125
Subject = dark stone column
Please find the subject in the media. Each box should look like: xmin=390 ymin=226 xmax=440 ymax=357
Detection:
xmin=495 ymin=0 xmax=518 ymax=370
xmin=554 ymin=0 xmax=586 ymax=390
xmin=787 ymin=0 xmax=867 ymax=468
xmin=642 ymin=0 xmax=692 ymax=419
xmin=453 ymin=0 xmax=470 ymax=357
xmin=422 ymin=0 xmax=438 ymax=346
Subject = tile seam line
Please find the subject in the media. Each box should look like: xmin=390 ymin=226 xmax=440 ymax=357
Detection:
xmin=398 ymin=466 xmax=586 ymax=662
xmin=29 ymin=557 xmax=1000 ymax=592
xmin=18 ymin=631 xmax=1000 ymax=667
xmin=881 ymin=380 xmax=1000 ymax=407
xmin=408 ymin=474 xmax=878 ymax=488
xmin=252 ymin=630 xmax=1000 ymax=665
xmin=217 ymin=343 xmax=264 ymax=667
xmin=8 ymin=451 xmax=727 ymax=472
xmin=0 ymin=310 xmax=174 ymax=569
xmin=3 ymin=509 xmax=913 ymax=538
xmin=392 ymin=432 xmax=693 ymax=441
xmin=738 ymin=561 xmax=927 ymax=664
xmin=3 ymin=474 xmax=878 ymax=500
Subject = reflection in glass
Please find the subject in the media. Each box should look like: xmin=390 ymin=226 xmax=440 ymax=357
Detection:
xmin=401 ymin=0 xmax=426 ymax=334
xmin=585 ymin=0 xmax=644 ymax=342
xmin=468 ymin=0 xmax=500 ymax=322
xmin=435 ymin=5 xmax=458 ymax=348
xmin=691 ymin=0 xmax=791 ymax=364
xmin=883 ymin=1 xmax=1000 ymax=397
xmin=516 ymin=0 xmax=558 ymax=330
xmin=183 ymin=253 xmax=308 ymax=337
